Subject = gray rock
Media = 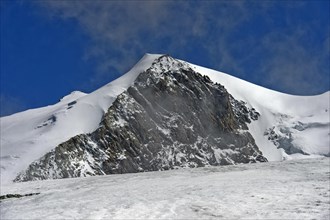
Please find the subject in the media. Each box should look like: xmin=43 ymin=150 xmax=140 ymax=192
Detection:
xmin=15 ymin=55 xmax=266 ymax=182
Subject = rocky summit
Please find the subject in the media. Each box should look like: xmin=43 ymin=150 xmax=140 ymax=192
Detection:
xmin=15 ymin=55 xmax=267 ymax=181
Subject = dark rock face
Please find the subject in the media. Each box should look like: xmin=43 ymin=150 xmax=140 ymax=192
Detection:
xmin=15 ymin=55 xmax=267 ymax=182
xmin=0 ymin=193 xmax=40 ymax=201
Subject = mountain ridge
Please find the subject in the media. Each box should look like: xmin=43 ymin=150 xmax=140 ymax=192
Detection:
xmin=14 ymin=55 xmax=267 ymax=181
xmin=1 ymin=54 xmax=329 ymax=183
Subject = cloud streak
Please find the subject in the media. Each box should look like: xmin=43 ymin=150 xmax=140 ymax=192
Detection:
xmin=261 ymin=28 xmax=329 ymax=94
xmin=37 ymin=1 xmax=329 ymax=95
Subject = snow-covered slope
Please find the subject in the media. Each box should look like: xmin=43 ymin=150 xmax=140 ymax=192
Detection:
xmin=1 ymin=158 xmax=329 ymax=219
xmin=190 ymin=64 xmax=329 ymax=161
xmin=0 ymin=54 xmax=160 ymax=184
xmin=1 ymin=54 xmax=329 ymax=184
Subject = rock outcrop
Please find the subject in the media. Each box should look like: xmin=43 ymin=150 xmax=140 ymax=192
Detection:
xmin=15 ymin=55 xmax=267 ymax=181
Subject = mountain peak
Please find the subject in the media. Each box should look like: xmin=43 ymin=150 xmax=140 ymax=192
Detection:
xmin=15 ymin=58 xmax=267 ymax=182
xmin=148 ymin=54 xmax=191 ymax=74
xmin=59 ymin=91 xmax=87 ymax=103
xmin=1 ymin=54 xmax=329 ymax=184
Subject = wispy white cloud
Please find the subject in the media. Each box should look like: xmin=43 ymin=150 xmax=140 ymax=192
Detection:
xmin=37 ymin=1 xmax=173 ymax=86
xmin=37 ymin=1 xmax=248 ymax=83
xmin=36 ymin=1 xmax=329 ymax=95
xmin=259 ymin=22 xmax=329 ymax=94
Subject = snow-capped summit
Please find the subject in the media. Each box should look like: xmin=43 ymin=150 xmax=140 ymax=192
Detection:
xmin=1 ymin=54 xmax=329 ymax=184
xmin=59 ymin=91 xmax=87 ymax=103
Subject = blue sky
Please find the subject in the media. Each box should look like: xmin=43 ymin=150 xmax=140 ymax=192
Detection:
xmin=1 ymin=1 xmax=329 ymax=116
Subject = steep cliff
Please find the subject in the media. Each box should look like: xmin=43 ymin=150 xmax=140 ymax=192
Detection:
xmin=15 ymin=55 xmax=266 ymax=181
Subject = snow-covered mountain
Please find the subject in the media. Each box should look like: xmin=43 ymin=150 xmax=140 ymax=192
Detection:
xmin=1 ymin=54 xmax=329 ymax=184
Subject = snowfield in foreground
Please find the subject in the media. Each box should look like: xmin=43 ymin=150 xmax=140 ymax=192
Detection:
xmin=1 ymin=158 xmax=329 ymax=220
